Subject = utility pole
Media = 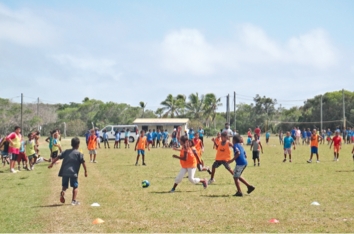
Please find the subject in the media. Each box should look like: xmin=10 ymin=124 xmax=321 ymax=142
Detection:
xmin=226 ymin=94 xmax=230 ymax=124
xmin=343 ymin=89 xmax=346 ymax=129
xmin=234 ymin=92 xmax=236 ymax=132
xmin=63 ymin=122 xmax=67 ymax=139
xmin=21 ymin=93 xmax=23 ymax=131
xmin=37 ymin=97 xmax=40 ymax=130
xmin=320 ymin=95 xmax=323 ymax=133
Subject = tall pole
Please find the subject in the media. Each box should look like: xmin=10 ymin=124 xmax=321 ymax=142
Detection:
xmin=21 ymin=93 xmax=23 ymax=131
xmin=227 ymin=94 xmax=230 ymax=124
xmin=343 ymin=89 xmax=346 ymax=129
xmin=37 ymin=97 xmax=39 ymax=130
xmin=320 ymin=95 xmax=323 ymax=133
xmin=234 ymin=92 xmax=236 ymax=132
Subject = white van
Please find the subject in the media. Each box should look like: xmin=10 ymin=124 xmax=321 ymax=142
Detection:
xmin=98 ymin=125 xmax=139 ymax=142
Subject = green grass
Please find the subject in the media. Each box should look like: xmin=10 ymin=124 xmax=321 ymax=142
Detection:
xmin=1 ymin=136 xmax=354 ymax=232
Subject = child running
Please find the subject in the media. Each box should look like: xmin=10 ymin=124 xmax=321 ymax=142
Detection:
xmin=212 ymin=132 xmax=221 ymax=150
xmin=51 ymin=131 xmax=62 ymax=162
xmin=135 ymin=130 xmax=150 ymax=166
xmin=283 ymin=131 xmax=296 ymax=163
xmin=87 ymin=129 xmax=98 ymax=163
xmin=169 ymin=127 xmax=208 ymax=192
xmin=192 ymin=132 xmax=211 ymax=174
xmin=48 ymin=137 xmax=87 ymax=205
xmin=307 ymin=129 xmax=322 ymax=163
xmin=250 ymin=134 xmax=263 ymax=166
xmin=329 ymin=130 xmax=342 ymax=162
xmin=25 ymin=133 xmax=37 ymax=170
xmin=209 ymin=132 xmax=234 ymax=184
xmin=228 ymin=135 xmax=255 ymax=197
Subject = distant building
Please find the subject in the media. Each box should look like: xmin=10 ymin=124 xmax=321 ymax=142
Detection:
xmin=133 ymin=118 xmax=189 ymax=133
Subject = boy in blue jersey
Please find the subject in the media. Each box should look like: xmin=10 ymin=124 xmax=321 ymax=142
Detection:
xmin=326 ymin=128 xmax=332 ymax=145
xmin=198 ymin=127 xmax=204 ymax=143
xmin=188 ymin=128 xmax=195 ymax=140
xmin=156 ymin=129 xmax=162 ymax=148
xmin=162 ymin=129 xmax=169 ymax=148
xmin=265 ymin=131 xmax=270 ymax=144
xmin=302 ymin=128 xmax=307 ymax=145
xmin=228 ymin=135 xmax=255 ymax=197
xmin=147 ymin=129 xmax=153 ymax=148
xmin=283 ymin=131 xmax=296 ymax=162
xmin=102 ymin=130 xmax=110 ymax=149
xmin=152 ymin=129 xmax=157 ymax=148
xmin=306 ymin=129 xmax=312 ymax=145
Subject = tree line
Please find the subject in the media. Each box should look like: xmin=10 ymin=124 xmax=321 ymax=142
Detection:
xmin=0 ymin=90 xmax=353 ymax=137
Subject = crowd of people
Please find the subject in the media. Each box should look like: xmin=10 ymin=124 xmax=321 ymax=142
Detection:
xmin=1 ymin=123 xmax=354 ymax=204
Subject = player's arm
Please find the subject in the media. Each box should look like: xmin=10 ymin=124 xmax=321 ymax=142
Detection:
xmin=45 ymin=137 xmax=50 ymax=143
xmin=329 ymin=139 xmax=333 ymax=148
xmin=82 ymin=162 xmax=88 ymax=177
xmin=172 ymin=150 xmax=187 ymax=161
xmin=48 ymin=155 xmax=60 ymax=168
xmin=292 ymin=140 xmax=296 ymax=150
xmin=146 ymin=139 xmax=150 ymax=151
xmin=228 ymin=150 xmax=239 ymax=164
xmin=250 ymin=141 xmax=253 ymax=151
xmin=134 ymin=137 xmax=140 ymax=151
xmin=259 ymin=142 xmax=263 ymax=153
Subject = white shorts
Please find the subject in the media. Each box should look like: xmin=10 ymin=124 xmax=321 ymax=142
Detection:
xmin=89 ymin=150 xmax=96 ymax=155
xmin=284 ymin=148 xmax=292 ymax=155
xmin=97 ymin=138 xmax=101 ymax=143
xmin=175 ymin=168 xmax=200 ymax=184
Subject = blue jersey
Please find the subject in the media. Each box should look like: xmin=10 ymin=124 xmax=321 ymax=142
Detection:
xmin=103 ymin=132 xmax=108 ymax=140
xmin=20 ymin=141 xmax=25 ymax=153
xmin=115 ymin=132 xmax=120 ymax=141
xmin=283 ymin=136 xmax=294 ymax=148
xmin=302 ymin=131 xmax=307 ymax=138
xmin=265 ymin=132 xmax=270 ymax=139
xmin=163 ymin=132 xmax=168 ymax=139
xmin=326 ymin=131 xmax=332 ymax=137
xmin=233 ymin=143 xmax=247 ymax=166
xmin=198 ymin=129 xmax=204 ymax=137
xmin=188 ymin=130 xmax=194 ymax=140
xmin=147 ymin=133 xmax=153 ymax=141
xmin=291 ymin=129 xmax=296 ymax=137
xmin=157 ymin=132 xmax=162 ymax=140
xmin=85 ymin=131 xmax=90 ymax=142
xmin=306 ymin=131 xmax=311 ymax=137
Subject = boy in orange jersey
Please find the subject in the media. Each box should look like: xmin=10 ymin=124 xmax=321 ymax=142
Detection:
xmin=192 ymin=133 xmax=211 ymax=174
xmin=135 ymin=130 xmax=150 ymax=166
xmin=169 ymin=128 xmax=208 ymax=193
xmin=87 ymin=129 xmax=98 ymax=163
xmin=212 ymin=132 xmax=221 ymax=150
xmin=307 ymin=129 xmax=322 ymax=163
xmin=330 ymin=130 xmax=342 ymax=161
xmin=209 ymin=132 xmax=234 ymax=185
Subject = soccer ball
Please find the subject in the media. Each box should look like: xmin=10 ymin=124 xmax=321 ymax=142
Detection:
xmin=36 ymin=157 xmax=44 ymax=164
xmin=142 ymin=180 xmax=150 ymax=188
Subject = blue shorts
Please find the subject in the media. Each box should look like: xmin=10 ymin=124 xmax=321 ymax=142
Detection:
xmin=62 ymin=176 xmax=78 ymax=188
xmin=311 ymin=146 xmax=318 ymax=154
xmin=137 ymin=150 xmax=145 ymax=155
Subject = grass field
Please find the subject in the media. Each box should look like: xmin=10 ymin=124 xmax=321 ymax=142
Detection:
xmin=1 ymin=136 xmax=354 ymax=233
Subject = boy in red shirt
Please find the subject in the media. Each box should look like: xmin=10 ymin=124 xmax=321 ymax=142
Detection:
xmin=330 ymin=131 xmax=342 ymax=161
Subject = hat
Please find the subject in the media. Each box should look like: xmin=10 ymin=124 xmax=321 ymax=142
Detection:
xmin=173 ymin=128 xmax=176 ymax=131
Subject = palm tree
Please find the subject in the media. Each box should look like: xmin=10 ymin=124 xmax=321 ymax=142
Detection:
xmin=155 ymin=108 xmax=164 ymax=118
xmin=203 ymin=93 xmax=222 ymax=127
xmin=185 ymin=92 xmax=205 ymax=120
xmin=139 ymin=101 xmax=147 ymax=118
xmin=160 ymin=94 xmax=185 ymax=118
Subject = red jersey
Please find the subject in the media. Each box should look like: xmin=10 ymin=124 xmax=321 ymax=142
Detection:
xmin=332 ymin=136 xmax=342 ymax=146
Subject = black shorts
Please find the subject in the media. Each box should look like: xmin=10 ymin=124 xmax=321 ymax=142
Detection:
xmin=212 ymin=160 xmax=231 ymax=170
xmin=199 ymin=136 xmax=204 ymax=143
xmin=9 ymin=153 xmax=18 ymax=161
xmin=252 ymin=151 xmax=260 ymax=160
xmin=266 ymin=138 xmax=269 ymax=143
xmin=51 ymin=151 xmax=59 ymax=159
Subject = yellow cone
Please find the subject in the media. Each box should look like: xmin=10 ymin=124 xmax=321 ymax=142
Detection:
xmin=92 ymin=218 xmax=105 ymax=224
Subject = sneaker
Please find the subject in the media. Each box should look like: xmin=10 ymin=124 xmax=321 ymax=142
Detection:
xmin=71 ymin=200 xmax=80 ymax=206
xmin=254 ymin=163 xmax=256 ymax=166
xmin=282 ymin=159 xmax=286 ymax=162
xmin=207 ymin=169 xmax=212 ymax=175
xmin=60 ymin=191 xmax=65 ymax=203
xmin=202 ymin=179 xmax=208 ymax=189
xmin=289 ymin=159 xmax=292 ymax=163
xmin=135 ymin=162 xmax=138 ymax=166
xmin=333 ymin=157 xmax=336 ymax=161
xmin=307 ymin=160 xmax=312 ymax=163
xmin=31 ymin=166 xmax=34 ymax=170
xmin=10 ymin=168 xmax=17 ymax=173
xmin=316 ymin=160 xmax=320 ymax=163
xmin=233 ymin=191 xmax=243 ymax=197
xmin=142 ymin=163 xmax=146 ymax=166
xmin=169 ymin=189 xmax=175 ymax=193
xmin=90 ymin=160 xmax=93 ymax=163
xmin=18 ymin=166 xmax=21 ymax=171
xmin=258 ymin=163 xmax=260 ymax=166
xmin=208 ymin=179 xmax=215 ymax=185
xmin=247 ymin=185 xmax=255 ymax=194
xmin=93 ymin=161 xmax=97 ymax=163
xmin=336 ymin=159 xmax=339 ymax=162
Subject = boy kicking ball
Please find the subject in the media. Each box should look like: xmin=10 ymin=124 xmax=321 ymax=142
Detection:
xmin=48 ymin=137 xmax=87 ymax=206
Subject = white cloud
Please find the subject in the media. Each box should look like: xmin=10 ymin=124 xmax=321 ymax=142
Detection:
xmin=52 ymin=54 xmax=121 ymax=81
xmin=0 ymin=3 xmax=57 ymax=47
xmin=160 ymin=24 xmax=339 ymax=75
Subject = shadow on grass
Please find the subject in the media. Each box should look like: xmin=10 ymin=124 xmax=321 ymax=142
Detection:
xmin=150 ymin=191 xmax=196 ymax=194
xmin=200 ymin=194 xmax=230 ymax=198
xmin=336 ymin=170 xmax=354 ymax=172
xmin=32 ymin=204 xmax=70 ymax=208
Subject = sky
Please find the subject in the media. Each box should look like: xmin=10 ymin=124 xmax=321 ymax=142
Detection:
xmin=0 ymin=0 xmax=353 ymax=111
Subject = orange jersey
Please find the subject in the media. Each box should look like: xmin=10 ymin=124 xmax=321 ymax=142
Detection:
xmin=310 ymin=134 xmax=319 ymax=147
xmin=180 ymin=148 xmax=197 ymax=168
xmin=214 ymin=137 xmax=221 ymax=150
xmin=193 ymin=138 xmax=202 ymax=156
xmin=136 ymin=136 xmax=147 ymax=150
xmin=215 ymin=140 xmax=231 ymax=161
xmin=87 ymin=135 xmax=97 ymax=150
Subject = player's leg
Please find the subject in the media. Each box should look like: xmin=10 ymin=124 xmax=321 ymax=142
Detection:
xmin=142 ymin=151 xmax=146 ymax=166
xmin=171 ymin=168 xmax=187 ymax=192
xmin=70 ymin=177 xmax=79 ymax=205
xmin=135 ymin=152 xmax=140 ymax=165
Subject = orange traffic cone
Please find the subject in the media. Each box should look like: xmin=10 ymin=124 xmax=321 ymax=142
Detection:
xmin=92 ymin=218 xmax=105 ymax=224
